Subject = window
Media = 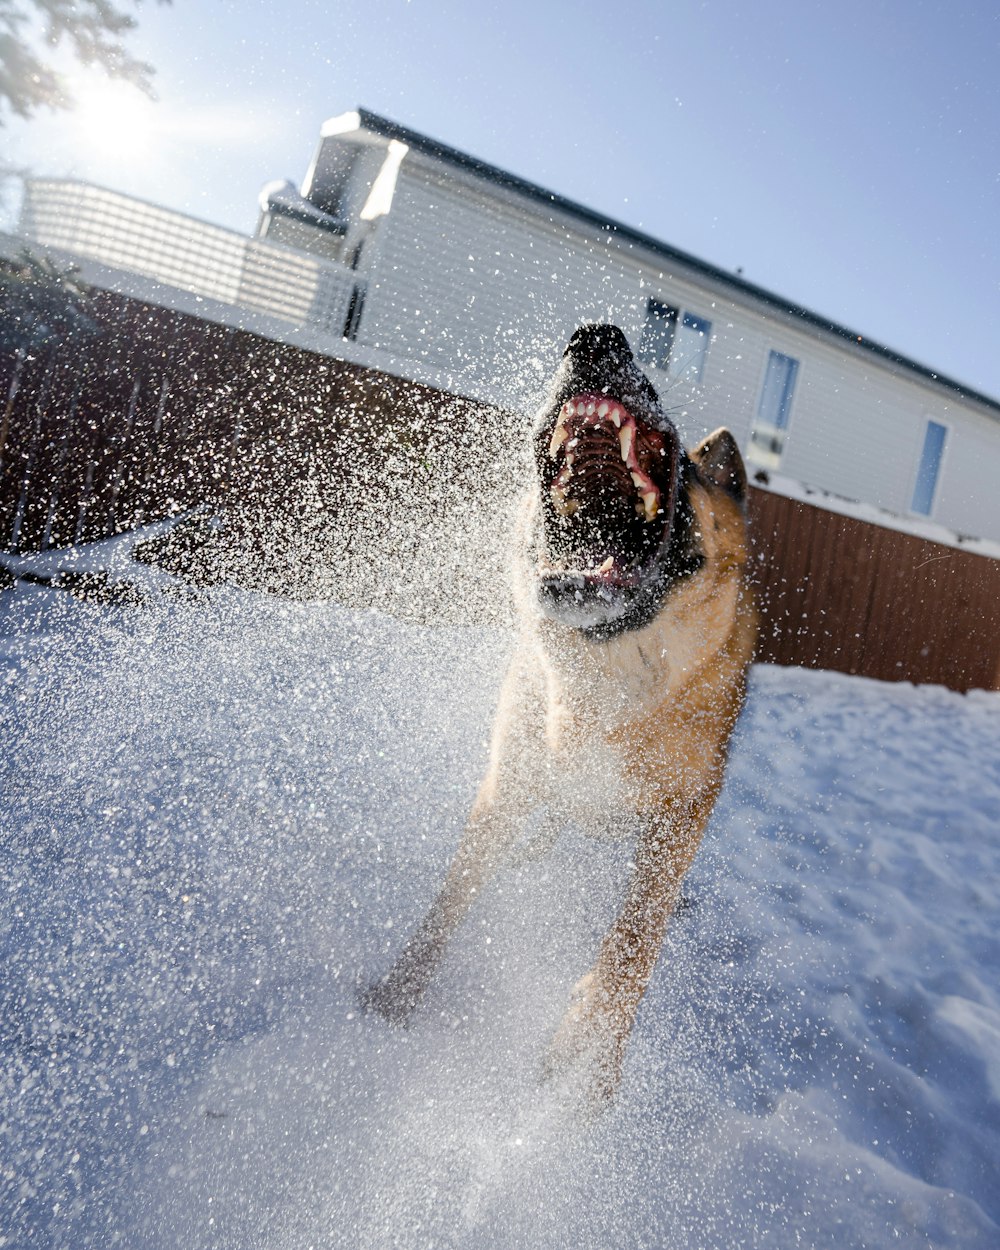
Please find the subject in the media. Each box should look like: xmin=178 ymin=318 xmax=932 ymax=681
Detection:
xmin=637 ymin=299 xmax=712 ymax=382
xmin=910 ymin=419 xmax=948 ymax=516
xmin=638 ymin=299 xmax=677 ymax=370
xmin=673 ymin=311 xmax=711 ymax=383
xmin=748 ymin=350 xmax=800 ymax=468
xmin=343 ymin=282 xmax=366 ymax=341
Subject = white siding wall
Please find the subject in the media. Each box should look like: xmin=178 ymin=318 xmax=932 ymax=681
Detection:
xmin=354 ymin=147 xmax=1000 ymax=543
xmin=728 ymin=319 xmax=936 ymax=515
xmin=362 ymin=160 xmax=643 ymax=408
xmin=619 ymin=267 xmax=765 ymax=448
xmin=935 ymin=412 xmax=1000 ymax=539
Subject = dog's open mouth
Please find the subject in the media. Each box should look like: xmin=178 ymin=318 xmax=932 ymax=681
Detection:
xmin=536 ymin=391 xmax=682 ymax=612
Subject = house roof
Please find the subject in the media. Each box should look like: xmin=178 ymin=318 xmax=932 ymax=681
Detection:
xmin=330 ymin=108 xmax=1000 ymax=419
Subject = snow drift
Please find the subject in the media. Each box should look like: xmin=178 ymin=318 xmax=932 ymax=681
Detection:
xmin=1 ymin=567 xmax=999 ymax=1248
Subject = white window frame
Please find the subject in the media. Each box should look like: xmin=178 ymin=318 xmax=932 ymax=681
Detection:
xmin=747 ymin=348 xmax=802 ymax=470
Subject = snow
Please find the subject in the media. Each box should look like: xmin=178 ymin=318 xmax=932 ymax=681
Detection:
xmin=2 ymin=563 xmax=999 ymax=1249
xmin=752 ymin=469 xmax=1000 ymax=560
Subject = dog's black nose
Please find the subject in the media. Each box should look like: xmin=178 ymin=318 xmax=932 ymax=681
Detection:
xmin=564 ymin=324 xmax=633 ymax=371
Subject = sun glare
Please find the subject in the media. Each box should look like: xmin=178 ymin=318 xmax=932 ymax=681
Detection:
xmin=69 ymin=77 xmax=161 ymax=164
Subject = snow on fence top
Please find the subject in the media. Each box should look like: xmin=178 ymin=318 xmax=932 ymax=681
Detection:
xmin=753 ymin=470 xmax=1000 ymax=563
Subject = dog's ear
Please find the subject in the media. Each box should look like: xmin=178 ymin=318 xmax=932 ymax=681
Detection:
xmin=691 ymin=428 xmax=748 ymax=508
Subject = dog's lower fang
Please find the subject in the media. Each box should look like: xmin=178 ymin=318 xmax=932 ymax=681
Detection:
xmin=551 ymin=484 xmax=579 ymax=517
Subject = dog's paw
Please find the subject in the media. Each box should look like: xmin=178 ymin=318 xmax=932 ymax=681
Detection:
xmin=542 ymin=973 xmax=627 ymax=1111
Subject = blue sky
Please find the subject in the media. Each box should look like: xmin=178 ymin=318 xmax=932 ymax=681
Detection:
xmin=5 ymin=0 xmax=1000 ymax=399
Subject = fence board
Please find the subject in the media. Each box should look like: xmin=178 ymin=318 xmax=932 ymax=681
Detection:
xmin=748 ymin=487 xmax=1000 ymax=691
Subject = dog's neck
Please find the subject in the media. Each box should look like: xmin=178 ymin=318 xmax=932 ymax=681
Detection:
xmin=533 ymin=586 xmax=744 ymax=724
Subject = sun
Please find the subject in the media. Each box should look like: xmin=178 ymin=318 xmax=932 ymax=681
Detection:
xmin=68 ymin=75 xmax=162 ymax=164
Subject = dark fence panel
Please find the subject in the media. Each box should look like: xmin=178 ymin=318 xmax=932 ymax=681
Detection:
xmin=749 ymin=488 xmax=1000 ymax=692
xmin=0 ymin=291 xmax=484 ymax=556
xmin=0 ymin=297 xmax=244 ymax=548
xmin=2 ymin=286 xmax=998 ymax=691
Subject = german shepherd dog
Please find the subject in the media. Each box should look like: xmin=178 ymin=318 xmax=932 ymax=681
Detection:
xmin=365 ymin=323 xmax=757 ymax=1106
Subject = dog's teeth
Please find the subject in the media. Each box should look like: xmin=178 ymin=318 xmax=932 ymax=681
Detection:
xmin=576 ymin=401 xmax=587 ymax=416
xmin=630 ymin=470 xmax=660 ymax=521
xmin=563 ymin=401 xmax=574 ymax=415
xmin=619 ymin=424 xmax=634 ymax=461
xmin=598 ymin=401 xmax=610 ymax=418
xmin=610 ymin=407 xmax=622 ymax=428
xmin=597 ymin=556 xmax=614 ymax=573
xmin=548 ymin=423 xmax=568 ymax=456
xmin=585 ymin=401 xmax=596 ymax=416
xmin=552 ymin=490 xmax=579 ymax=517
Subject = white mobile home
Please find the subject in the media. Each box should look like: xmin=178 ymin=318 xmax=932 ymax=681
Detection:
xmin=257 ymin=109 xmax=1000 ymax=547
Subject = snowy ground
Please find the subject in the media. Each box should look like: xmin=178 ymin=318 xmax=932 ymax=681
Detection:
xmin=2 ymin=563 xmax=1000 ymax=1249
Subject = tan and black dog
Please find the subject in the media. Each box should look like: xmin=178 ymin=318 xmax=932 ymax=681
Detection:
xmin=365 ymin=323 xmax=757 ymax=1105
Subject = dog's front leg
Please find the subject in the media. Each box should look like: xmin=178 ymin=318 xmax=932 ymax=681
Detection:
xmin=545 ymin=786 xmax=720 ymax=1106
xmin=363 ymin=647 xmax=547 ymax=1024
xmin=361 ymin=798 xmax=517 ymax=1023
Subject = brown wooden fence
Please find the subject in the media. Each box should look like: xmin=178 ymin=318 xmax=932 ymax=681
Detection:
xmin=2 ymin=286 xmax=998 ymax=692
xmin=0 ymin=290 xmax=489 ymax=555
xmin=748 ymin=489 xmax=1000 ymax=692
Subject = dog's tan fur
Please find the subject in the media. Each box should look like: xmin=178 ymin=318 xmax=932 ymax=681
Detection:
xmin=365 ymin=426 xmax=757 ymax=1105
